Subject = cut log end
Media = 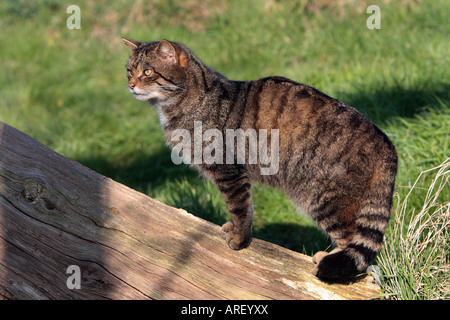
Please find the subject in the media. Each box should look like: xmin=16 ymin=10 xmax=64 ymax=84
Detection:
xmin=0 ymin=122 xmax=380 ymax=300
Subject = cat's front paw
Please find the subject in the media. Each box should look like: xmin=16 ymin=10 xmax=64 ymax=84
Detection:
xmin=221 ymin=221 xmax=252 ymax=250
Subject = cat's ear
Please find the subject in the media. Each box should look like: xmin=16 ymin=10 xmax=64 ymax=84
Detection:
xmin=156 ymin=40 xmax=188 ymax=68
xmin=121 ymin=38 xmax=141 ymax=51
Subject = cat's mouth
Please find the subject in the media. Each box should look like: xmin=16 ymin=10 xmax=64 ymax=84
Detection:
xmin=129 ymin=88 xmax=165 ymax=101
xmin=129 ymin=88 xmax=152 ymax=101
xmin=133 ymin=93 xmax=150 ymax=101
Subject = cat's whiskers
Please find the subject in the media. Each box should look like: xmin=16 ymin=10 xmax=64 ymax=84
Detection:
xmin=158 ymin=88 xmax=178 ymax=104
xmin=158 ymin=84 xmax=185 ymax=92
xmin=155 ymin=84 xmax=185 ymax=104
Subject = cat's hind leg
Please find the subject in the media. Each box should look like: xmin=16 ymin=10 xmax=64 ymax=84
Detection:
xmin=309 ymin=196 xmax=362 ymax=280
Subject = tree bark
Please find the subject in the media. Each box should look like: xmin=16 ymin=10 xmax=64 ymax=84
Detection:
xmin=0 ymin=122 xmax=380 ymax=300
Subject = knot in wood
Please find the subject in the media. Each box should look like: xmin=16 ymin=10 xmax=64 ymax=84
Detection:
xmin=21 ymin=179 xmax=45 ymax=203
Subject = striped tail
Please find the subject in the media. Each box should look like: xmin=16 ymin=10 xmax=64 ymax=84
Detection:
xmin=316 ymin=155 xmax=397 ymax=281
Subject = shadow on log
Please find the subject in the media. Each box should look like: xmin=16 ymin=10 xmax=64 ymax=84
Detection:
xmin=0 ymin=122 xmax=380 ymax=300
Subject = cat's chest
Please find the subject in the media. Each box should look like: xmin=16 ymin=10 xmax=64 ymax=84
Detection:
xmin=156 ymin=106 xmax=169 ymax=128
xmin=156 ymin=106 xmax=190 ymax=146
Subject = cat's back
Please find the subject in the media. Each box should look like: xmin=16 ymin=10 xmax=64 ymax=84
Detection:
xmin=240 ymin=76 xmax=397 ymax=193
xmin=242 ymin=75 xmax=394 ymax=155
xmin=243 ymin=76 xmax=359 ymax=134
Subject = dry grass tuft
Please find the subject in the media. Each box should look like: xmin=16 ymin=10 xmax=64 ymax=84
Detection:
xmin=378 ymin=158 xmax=450 ymax=299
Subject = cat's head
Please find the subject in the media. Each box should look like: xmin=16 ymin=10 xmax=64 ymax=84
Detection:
xmin=122 ymin=38 xmax=188 ymax=102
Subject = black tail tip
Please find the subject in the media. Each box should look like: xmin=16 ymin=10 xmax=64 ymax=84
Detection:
xmin=315 ymin=251 xmax=361 ymax=282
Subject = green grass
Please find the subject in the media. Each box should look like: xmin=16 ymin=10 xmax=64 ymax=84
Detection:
xmin=0 ymin=0 xmax=448 ymax=299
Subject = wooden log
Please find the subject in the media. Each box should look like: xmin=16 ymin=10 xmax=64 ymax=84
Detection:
xmin=0 ymin=122 xmax=380 ymax=300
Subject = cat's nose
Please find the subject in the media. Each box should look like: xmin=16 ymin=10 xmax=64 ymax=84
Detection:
xmin=128 ymin=82 xmax=136 ymax=90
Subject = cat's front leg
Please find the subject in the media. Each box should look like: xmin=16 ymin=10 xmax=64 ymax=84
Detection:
xmin=210 ymin=166 xmax=253 ymax=250
xmin=221 ymin=205 xmax=253 ymax=250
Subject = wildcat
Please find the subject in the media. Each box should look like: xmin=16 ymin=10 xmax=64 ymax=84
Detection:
xmin=122 ymin=38 xmax=398 ymax=281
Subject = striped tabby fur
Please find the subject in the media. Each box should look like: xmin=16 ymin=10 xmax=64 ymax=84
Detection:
xmin=122 ymin=38 xmax=398 ymax=281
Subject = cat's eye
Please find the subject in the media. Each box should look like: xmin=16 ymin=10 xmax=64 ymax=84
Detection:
xmin=144 ymin=69 xmax=152 ymax=76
